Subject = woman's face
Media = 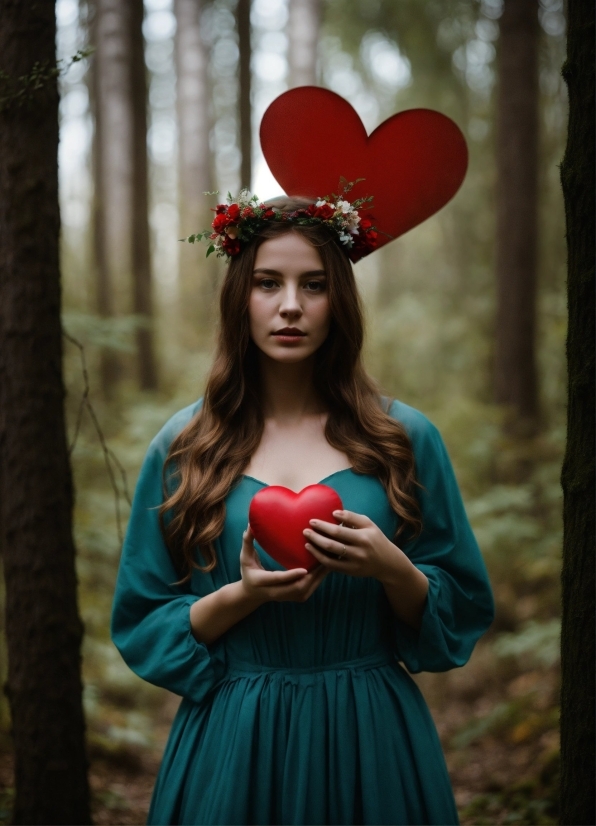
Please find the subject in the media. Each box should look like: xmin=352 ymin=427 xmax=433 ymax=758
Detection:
xmin=248 ymin=231 xmax=331 ymax=363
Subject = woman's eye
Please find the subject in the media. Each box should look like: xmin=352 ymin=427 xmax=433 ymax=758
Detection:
xmin=259 ymin=279 xmax=278 ymax=290
xmin=305 ymin=281 xmax=325 ymax=292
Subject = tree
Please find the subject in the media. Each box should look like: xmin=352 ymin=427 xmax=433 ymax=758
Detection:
xmin=90 ymin=0 xmax=158 ymax=394
xmin=237 ymin=0 xmax=252 ymax=190
xmin=493 ymin=0 xmax=540 ymax=432
xmin=559 ymin=0 xmax=595 ymax=822
xmin=174 ymin=0 xmax=215 ymax=334
xmin=0 ymin=2 xmax=91 ymax=823
xmin=130 ymin=0 xmax=158 ymax=389
xmin=89 ymin=0 xmax=131 ymax=397
xmin=288 ymin=0 xmax=321 ymax=87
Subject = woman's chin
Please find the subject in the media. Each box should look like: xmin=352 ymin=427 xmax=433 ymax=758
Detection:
xmin=258 ymin=343 xmax=319 ymax=364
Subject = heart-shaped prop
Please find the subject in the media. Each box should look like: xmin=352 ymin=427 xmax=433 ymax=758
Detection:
xmin=249 ymin=484 xmax=343 ymax=571
xmin=260 ymin=87 xmax=468 ymax=255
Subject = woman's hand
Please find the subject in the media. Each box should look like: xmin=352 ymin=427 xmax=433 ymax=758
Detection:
xmin=240 ymin=525 xmax=328 ymax=604
xmin=303 ymin=509 xmax=429 ymax=630
xmin=303 ymin=509 xmax=405 ymax=582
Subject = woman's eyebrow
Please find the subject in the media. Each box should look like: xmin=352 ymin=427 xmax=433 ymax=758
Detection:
xmin=252 ymin=268 xmax=326 ymax=276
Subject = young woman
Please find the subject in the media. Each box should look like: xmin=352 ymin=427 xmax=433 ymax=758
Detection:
xmin=111 ymin=196 xmax=494 ymax=826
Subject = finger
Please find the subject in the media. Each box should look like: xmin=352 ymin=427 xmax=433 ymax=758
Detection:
xmin=251 ymin=567 xmax=308 ymax=587
xmin=305 ymin=542 xmax=351 ymax=572
xmin=306 ymin=520 xmax=359 ymax=543
xmin=240 ymin=526 xmax=262 ymax=565
xmin=332 ymin=509 xmax=371 ymax=529
xmin=303 ymin=529 xmax=347 ymax=556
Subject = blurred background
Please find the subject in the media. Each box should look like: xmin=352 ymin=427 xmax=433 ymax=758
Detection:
xmin=0 ymin=0 xmax=568 ymax=822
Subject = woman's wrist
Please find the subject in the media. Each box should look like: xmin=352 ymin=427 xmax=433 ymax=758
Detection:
xmin=375 ymin=539 xmax=413 ymax=586
xmin=237 ymin=577 xmax=269 ymax=608
xmin=190 ymin=580 xmax=265 ymax=644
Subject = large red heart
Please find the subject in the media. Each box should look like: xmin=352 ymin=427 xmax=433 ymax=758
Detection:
xmin=249 ymin=484 xmax=343 ymax=571
xmin=260 ymin=87 xmax=468 ymax=253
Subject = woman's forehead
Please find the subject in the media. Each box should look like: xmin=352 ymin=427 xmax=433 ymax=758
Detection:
xmin=254 ymin=232 xmax=324 ymax=271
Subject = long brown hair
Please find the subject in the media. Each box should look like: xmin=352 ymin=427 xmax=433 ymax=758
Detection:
xmin=161 ymin=198 xmax=421 ymax=582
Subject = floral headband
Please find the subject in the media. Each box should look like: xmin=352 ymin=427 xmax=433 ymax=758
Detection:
xmin=184 ymin=179 xmax=379 ymax=263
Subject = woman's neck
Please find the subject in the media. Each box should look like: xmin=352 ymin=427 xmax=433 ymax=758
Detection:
xmin=258 ymin=354 xmax=323 ymax=422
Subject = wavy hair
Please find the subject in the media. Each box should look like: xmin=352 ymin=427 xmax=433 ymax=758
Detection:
xmin=161 ymin=198 xmax=421 ymax=582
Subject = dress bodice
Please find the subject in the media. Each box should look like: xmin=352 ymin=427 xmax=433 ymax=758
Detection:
xmin=198 ymin=471 xmax=398 ymax=671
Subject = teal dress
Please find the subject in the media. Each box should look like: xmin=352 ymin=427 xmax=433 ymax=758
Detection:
xmin=111 ymin=398 xmax=494 ymax=826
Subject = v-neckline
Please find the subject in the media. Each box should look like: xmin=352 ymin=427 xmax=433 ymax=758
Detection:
xmin=241 ymin=467 xmax=355 ymax=492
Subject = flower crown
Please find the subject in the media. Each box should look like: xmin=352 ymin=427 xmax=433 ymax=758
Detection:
xmin=184 ymin=179 xmax=378 ymax=263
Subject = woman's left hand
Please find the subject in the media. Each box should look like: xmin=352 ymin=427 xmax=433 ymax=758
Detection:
xmin=303 ymin=509 xmax=406 ymax=583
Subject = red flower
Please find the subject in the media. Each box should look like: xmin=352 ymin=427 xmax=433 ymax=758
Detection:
xmin=359 ymin=217 xmax=373 ymax=231
xmin=262 ymin=207 xmax=276 ymax=220
xmin=212 ymin=213 xmax=229 ymax=232
xmin=215 ymin=204 xmax=227 ymax=214
xmin=349 ymin=226 xmax=378 ymax=262
xmin=227 ymin=203 xmax=241 ymax=221
xmin=241 ymin=207 xmax=255 ymax=218
xmin=222 ymin=236 xmax=241 ymax=255
xmin=311 ymin=202 xmax=335 ymax=220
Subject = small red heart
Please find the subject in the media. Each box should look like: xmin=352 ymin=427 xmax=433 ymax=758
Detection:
xmin=260 ymin=87 xmax=468 ymax=253
xmin=249 ymin=484 xmax=344 ymax=571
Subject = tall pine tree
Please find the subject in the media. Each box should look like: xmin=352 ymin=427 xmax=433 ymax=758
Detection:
xmin=0 ymin=1 xmax=91 ymax=822
xmin=559 ymin=0 xmax=595 ymax=822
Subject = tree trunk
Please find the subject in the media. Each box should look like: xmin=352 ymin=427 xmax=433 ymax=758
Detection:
xmin=559 ymin=0 xmax=595 ymax=822
xmin=174 ymin=0 xmax=216 ymax=336
xmin=89 ymin=0 xmax=120 ymax=397
xmin=493 ymin=0 xmax=540 ymax=432
xmin=90 ymin=0 xmax=135 ymax=397
xmin=0 ymin=2 xmax=91 ymax=823
xmin=237 ymin=0 xmax=252 ymax=190
xmin=129 ymin=0 xmax=158 ymax=390
xmin=288 ymin=0 xmax=321 ymax=87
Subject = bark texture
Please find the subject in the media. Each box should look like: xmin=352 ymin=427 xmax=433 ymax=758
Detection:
xmin=174 ymin=0 xmax=215 ymax=334
xmin=237 ymin=0 xmax=252 ymax=190
xmin=288 ymin=0 xmax=321 ymax=87
xmin=130 ymin=0 xmax=158 ymax=389
xmin=0 ymin=2 xmax=91 ymax=823
xmin=559 ymin=0 xmax=595 ymax=822
xmin=494 ymin=0 xmax=540 ymax=430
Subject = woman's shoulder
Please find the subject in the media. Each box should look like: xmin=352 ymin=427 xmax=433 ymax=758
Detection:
xmin=383 ymin=397 xmax=440 ymax=442
xmin=147 ymin=397 xmax=204 ymax=458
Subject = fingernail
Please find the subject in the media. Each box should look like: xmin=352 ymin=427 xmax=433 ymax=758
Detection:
xmin=303 ymin=528 xmax=310 ymax=535
xmin=309 ymin=519 xmax=318 ymax=525
xmin=333 ymin=510 xmax=342 ymax=516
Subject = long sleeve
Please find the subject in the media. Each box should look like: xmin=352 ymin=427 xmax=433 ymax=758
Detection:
xmin=110 ymin=402 xmax=224 ymax=703
xmin=390 ymin=401 xmax=495 ymax=673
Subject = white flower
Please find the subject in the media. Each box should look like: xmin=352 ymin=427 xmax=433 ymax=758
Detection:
xmin=346 ymin=211 xmax=361 ymax=231
xmin=337 ymin=200 xmax=352 ymax=214
xmin=315 ymin=199 xmax=328 ymax=208
xmin=338 ymin=232 xmax=353 ymax=246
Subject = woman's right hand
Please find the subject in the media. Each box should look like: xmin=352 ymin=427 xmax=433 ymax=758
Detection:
xmin=240 ymin=525 xmax=328 ymax=604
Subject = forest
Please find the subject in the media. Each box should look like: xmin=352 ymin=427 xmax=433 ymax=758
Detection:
xmin=0 ymin=0 xmax=592 ymax=824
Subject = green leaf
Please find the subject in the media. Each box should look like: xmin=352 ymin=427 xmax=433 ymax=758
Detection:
xmin=206 ymin=245 xmax=215 ymax=257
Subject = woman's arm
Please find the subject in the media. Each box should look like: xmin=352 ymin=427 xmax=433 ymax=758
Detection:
xmin=190 ymin=526 xmax=328 ymax=644
xmin=304 ymin=509 xmax=429 ymax=631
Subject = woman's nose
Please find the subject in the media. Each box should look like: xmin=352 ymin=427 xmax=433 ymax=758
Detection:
xmin=279 ymin=288 xmax=302 ymax=317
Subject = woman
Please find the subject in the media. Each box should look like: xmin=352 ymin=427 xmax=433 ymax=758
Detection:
xmin=111 ymin=194 xmax=494 ymax=826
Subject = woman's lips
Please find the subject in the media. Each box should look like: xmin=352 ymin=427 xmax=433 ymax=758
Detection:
xmin=271 ymin=329 xmax=306 ymax=344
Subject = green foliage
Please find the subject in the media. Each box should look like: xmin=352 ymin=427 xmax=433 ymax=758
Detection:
xmin=0 ymin=49 xmax=93 ymax=112
xmin=493 ymin=620 xmax=561 ymax=668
